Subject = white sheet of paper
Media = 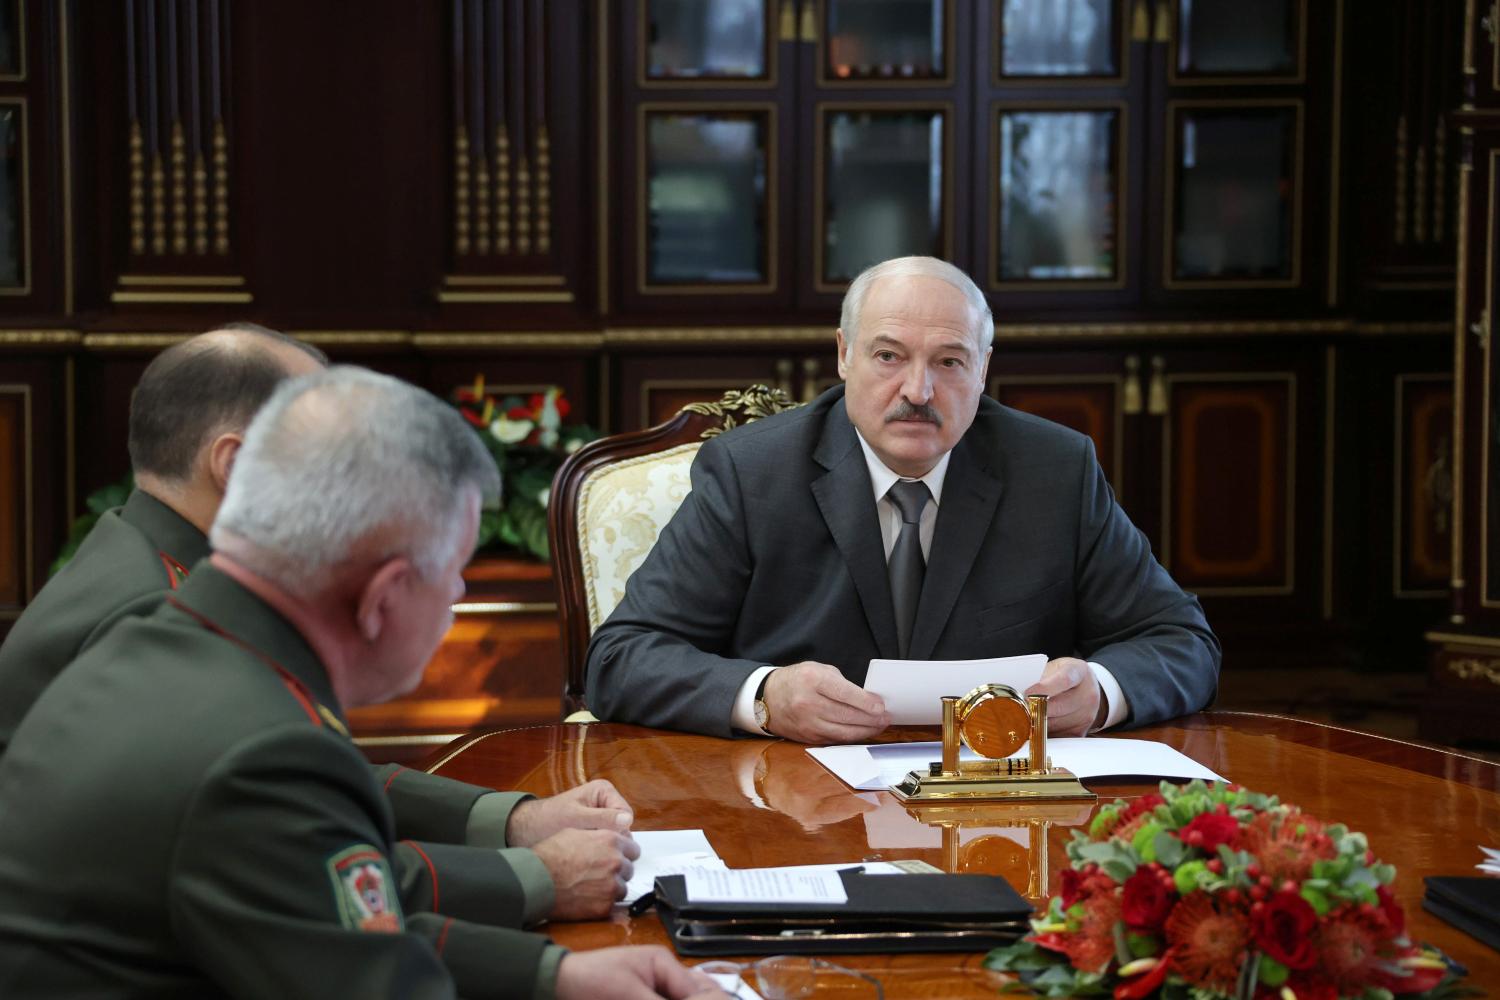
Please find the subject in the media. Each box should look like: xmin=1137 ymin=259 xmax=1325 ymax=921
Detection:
xmin=808 ymin=736 xmax=1225 ymax=790
xmin=863 ymin=655 xmax=1048 ymax=724
xmin=1482 ymin=846 xmax=1500 ymax=861
xmin=704 ymin=972 xmax=766 ymax=1000
xmin=633 ymin=829 xmax=717 ymax=858
xmin=623 ymin=830 xmax=726 ymax=904
xmin=684 ymin=866 xmax=849 ymax=904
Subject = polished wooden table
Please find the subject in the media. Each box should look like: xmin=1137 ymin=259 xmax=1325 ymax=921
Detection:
xmin=425 ymin=712 xmax=1500 ymax=993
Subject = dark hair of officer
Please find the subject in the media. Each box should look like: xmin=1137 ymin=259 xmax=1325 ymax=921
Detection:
xmin=127 ymin=323 xmax=329 ymax=482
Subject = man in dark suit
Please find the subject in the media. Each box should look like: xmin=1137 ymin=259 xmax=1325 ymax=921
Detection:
xmin=0 ymin=325 xmax=635 ymax=927
xmin=587 ymin=256 xmax=1219 ymax=743
xmin=0 ymin=367 xmax=719 ymax=1000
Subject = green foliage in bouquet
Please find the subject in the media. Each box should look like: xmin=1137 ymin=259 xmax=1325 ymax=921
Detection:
xmin=451 ymin=376 xmax=599 ymax=562
xmin=49 ymin=472 xmax=134 ymax=577
xmin=986 ymin=781 xmax=1475 ymax=1000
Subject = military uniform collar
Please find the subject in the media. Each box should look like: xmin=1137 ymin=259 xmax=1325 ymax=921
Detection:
xmin=166 ymin=563 xmax=351 ymax=737
xmin=121 ymin=489 xmax=211 ymax=574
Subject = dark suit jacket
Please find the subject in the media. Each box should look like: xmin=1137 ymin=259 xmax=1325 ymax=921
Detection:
xmin=0 ymin=490 xmax=553 ymax=928
xmin=587 ymin=387 xmax=1220 ymax=737
xmin=0 ymin=566 xmax=559 ymax=1000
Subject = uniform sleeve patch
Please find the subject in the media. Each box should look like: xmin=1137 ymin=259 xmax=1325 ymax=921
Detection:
xmin=326 ymin=844 xmax=403 ymax=933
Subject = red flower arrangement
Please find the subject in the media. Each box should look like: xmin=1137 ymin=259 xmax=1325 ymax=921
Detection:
xmin=986 ymin=781 xmax=1474 ymax=1000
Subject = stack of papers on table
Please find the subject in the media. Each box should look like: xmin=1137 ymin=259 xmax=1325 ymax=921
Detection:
xmin=1478 ymin=847 xmax=1500 ymax=875
xmin=807 ymin=737 xmax=1225 ymax=791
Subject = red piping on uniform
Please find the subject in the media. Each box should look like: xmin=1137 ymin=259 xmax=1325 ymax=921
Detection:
xmin=435 ymin=917 xmax=454 ymax=955
xmin=166 ymin=596 xmax=323 ymax=728
xmin=384 ymin=767 xmax=408 ymax=793
xmin=401 ymin=840 xmax=441 ymax=912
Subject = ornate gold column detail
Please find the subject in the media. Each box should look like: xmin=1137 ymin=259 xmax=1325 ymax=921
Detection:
xmin=454 ymin=126 xmax=471 ymax=256
xmin=150 ymin=150 xmax=167 ymax=255
xmin=1433 ymin=118 xmax=1447 ymax=243
xmin=536 ymin=125 xmax=551 ymax=253
xmin=192 ymin=151 xmax=209 ymax=255
xmin=475 ymin=150 xmax=492 ymax=255
xmin=211 ymin=119 xmax=229 ymax=255
xmin=516 ymin=152 xmax=532 ymax=255
xmin=1394 ymin=116 xmax=1409 ymax=245
xmin=170 ymin=121 xmax=187 ymax=254
xmin=128 ymin=122 xmax=146 ymax=256
xmin=495 ymin=126 xmax=511 ymax=254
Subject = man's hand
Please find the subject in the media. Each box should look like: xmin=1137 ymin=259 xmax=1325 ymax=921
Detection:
xmin=1025 ymin=657 xmax=1104 ymax=737
xmin=532 ymin=828 xmax=641 ymax=920
xmin=763 ymin=662 xmax=890 ymax=744
xmin=506 ymin=778 xmax=633 ymax=847
xmin=556 ymin=946 xmax=726 ymax=999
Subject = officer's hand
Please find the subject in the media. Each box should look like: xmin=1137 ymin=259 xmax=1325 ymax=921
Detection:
xmin=764 ymin=662 xmax=891 ymax=745
xmin=532 ymin=827 xmax=640 ymax=920
xmin=556 ymin=945 xmax=727 ymax=999
xmin=1026 ymin=657 xmax=1104 ymax=737
xmin=507 ymin=778 xmax=633 ymax=847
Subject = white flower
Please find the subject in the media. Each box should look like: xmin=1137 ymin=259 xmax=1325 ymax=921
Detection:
xmin=490 ymin=417 xmax=533 ymax=444
xmin=564 ymin=438 xmax=584 ymax=454
xmin=536 ymin=487 xmax=551 ymax=508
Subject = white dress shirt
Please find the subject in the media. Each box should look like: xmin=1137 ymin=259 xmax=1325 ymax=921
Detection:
xmin=731 ymin=432 xmax=1129 ymax=734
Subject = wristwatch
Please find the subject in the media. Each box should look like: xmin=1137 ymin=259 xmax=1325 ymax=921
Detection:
xmin=752 ymin=672 xmax=773 ymax=734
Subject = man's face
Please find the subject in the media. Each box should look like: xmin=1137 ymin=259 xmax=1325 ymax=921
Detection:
xmin=367 ymin=489 xmax=479 ymax=704
xmin=836 ymin=274 xmax=991 ymax=478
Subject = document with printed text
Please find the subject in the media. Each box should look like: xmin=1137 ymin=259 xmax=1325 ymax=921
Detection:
xmin=863 ymin=654 xmax=1049 ymax=724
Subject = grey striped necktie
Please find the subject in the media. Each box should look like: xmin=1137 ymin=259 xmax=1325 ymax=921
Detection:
xmin=886 ymin=480 xmax=931 ymax=659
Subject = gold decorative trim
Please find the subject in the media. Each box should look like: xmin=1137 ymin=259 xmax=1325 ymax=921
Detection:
xmin=109 ymin=290 xmax=253 ymax=304
xmin=150 ymin=149 xmax=165 ymax=255
xmin=1322 ymin=345 xmax=1335 ymax=618
xmin=637 ymin=102 xmax=779 ymax=295
xmin=1482 ymin=151 xmax=1498 ymax=608
xmin=211 ymin=119 xmax=229 ymax=255
xmin=290 ymin=331 xmax=411 ymax=347
xmin=192 ymin=151 xmax=208 ymax=255
xmin=0 ymin=0 xmax=26 ymax=82
xmin=515 ymin=150 xmax=531 ymax=255
xmin=536 ymin=125 xmax=552 ymax=254
xmin=414 ymin=332 xmax=605 ymax=349
xmin=435 ymin=290 xmax=574 ymax=304
xmin=117 ymin=274 xmax=245 ymax=286
xmin=352 ymin=733 xmax=466 ymax=748
xmin=681 ymin=384 xmax=800 ymax=438
xmin=422 ymin=729 xmax=503 ymax=773
xmin=443 ymin=274 xmax=567 ymax=286
xmin=1452 ymin=160 xmax=1472 ymax=601
xmin=82 ymin=333 xmax=194 ymax=350
xmin=636 ymin=0 xmax=779 ymax=90
xmin=452 ymin=601 xmax=558 ymax=616
xmin=819 ymin=0 xmax=956 ymax=90
xmin=0 ymin=330 xmax=82 ymax=345
xmin=1161 ymin=371 xmax=1298 ymax=596
xmin=0 ymin=98 xmax=33 ymax=295
xmin=475 ymin=148 xmax=492 ymax=256
xmin=1393 ymin=373 xmax=1454 ymax=599
xmin=1427 ymin=630 xmax=1500 ymax=649
xmin=1162 ymin=99 xmax=1304 ymax=289
xmin=814 ymin=100 xmax=955 ymax=294
xmin=608 ymin=326 xmax=830 ymax=346
xmin=59 ymin=0 xmax=73 ymax=312
xmin=1327 ymin=0 xmax=1343 ymax=306
xmin=1449 ymin=657 xmax=1500 ymax=685
xmin=989 ymin=101 xmax=1129 ymax=291
xmin=496 ymin=125 xmax=510 ymax=254
xmin=454 ymin=124 xmax=471 ymax=256
xmin=170 ymin=121 xmax=187 ymax=254
xmin=1164 ymin=0 xmax=1307 ymax=86
xmin=1350 ymin=321 xmax=1450 ymax=335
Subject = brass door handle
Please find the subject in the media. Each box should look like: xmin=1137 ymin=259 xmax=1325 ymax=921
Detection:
xmin=800 ymin=0 xmax=819 ymax=44
xmin=1123 ymin=355 xmax=1143 ymax=415
xmin=1147 ymin=355 xmax=1168 ymax=416
xmin=800 ymin=357 xmax=821 ymax=403
xmin=780 ymin=0 xmax=797 ymax=42
xmin=775 ymin=357 xmax=796 ymax=398
xmin=1131 ymin=0 xmax=1150 ymax=42
xmin=1154 ymin=0 xmax=1171 ymax=44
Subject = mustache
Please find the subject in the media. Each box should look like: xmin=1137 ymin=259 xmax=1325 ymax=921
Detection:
xmin=885 ymin=400 xmax=943 ymax=426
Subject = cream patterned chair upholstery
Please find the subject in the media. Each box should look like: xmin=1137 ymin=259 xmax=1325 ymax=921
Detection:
xmin=549 ymin=386 xmax=800 ymax=716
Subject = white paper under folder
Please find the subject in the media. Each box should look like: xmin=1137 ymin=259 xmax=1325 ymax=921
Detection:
xmin=862 ymin=654 xmax=1048 ymax=724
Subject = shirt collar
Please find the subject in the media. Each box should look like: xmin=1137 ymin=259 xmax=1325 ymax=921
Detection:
xmin=853 ymin=430 xmax=950 ymax=507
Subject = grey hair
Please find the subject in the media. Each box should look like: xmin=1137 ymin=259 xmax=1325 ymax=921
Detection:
xmin=211 ymin=366 xmax=501 ymax=596
xmin=838 ymin=256 xmax=994 ymax=360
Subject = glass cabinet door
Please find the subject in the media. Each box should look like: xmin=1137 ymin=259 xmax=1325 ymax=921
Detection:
xmin=641 ymin=108 xmax=773 ymax=289
xmin=1167 ymin=103 xmax=1299 ymax=285
xmin=818 ymin=107 xmax=948 ymax=288
xmin=1172 ymin=0 xmax=1301 ymax=81
xmin=0 ymin=104 xmax=23 ymax=290
xmin=824 ymin=0 xmax=949 ymax=83
xmin=994 ymin=107 xmax=1122 ymax=286
xmin=644 ymin=0 xmax=770 ymax=81
xmin=997 ymin=0 xmax=1121 ymax=81
xmin=0 ymin=0 xmax=21 ymax=79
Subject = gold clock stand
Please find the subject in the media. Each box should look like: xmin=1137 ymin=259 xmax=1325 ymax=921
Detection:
xmin=891 ymin=686 xmax=1097 ymax=805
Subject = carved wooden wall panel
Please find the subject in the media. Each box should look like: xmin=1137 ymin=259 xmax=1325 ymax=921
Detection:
xmin=0 ymin=386 xmax=25 ymax=612
xmin=1395 ymin=374 xmax=1453 ymax=594
xmin=991 ymin=379 xmax=1121 ymax=487
xmin=1165 ymin=377 xmax=1293 ymax=591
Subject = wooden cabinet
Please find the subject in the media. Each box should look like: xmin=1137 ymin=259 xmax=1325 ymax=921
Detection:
xmin=1424 ymin=2 xmax=1500 ymax=743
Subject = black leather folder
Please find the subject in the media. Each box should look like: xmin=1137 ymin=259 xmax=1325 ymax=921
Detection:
xmin=1423 ymin=876 xmax=1500 ymax=953
xmin=648 ymin=869 xmax=1033 ymax=956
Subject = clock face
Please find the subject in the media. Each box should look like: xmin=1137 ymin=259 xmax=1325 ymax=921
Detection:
xmin=959 ymin=693 xmax=1031 ymax=759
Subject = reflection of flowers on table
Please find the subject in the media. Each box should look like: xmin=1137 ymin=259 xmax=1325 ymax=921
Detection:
xmin=451 ymin=376 xmax=597 ymax=561
xmin=986 ymin=780 xmax=1472 ymax=999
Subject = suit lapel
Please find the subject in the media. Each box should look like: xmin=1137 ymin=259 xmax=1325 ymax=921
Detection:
xmin=810 ymin=402 xmax=901 ymax=659
xmin=908 ymin=433 xmax=1003 ymax=660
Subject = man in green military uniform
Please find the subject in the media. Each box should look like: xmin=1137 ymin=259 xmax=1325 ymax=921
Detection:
xmin=0 ymin=326 xmax=636 ymax=929
xmin=0 ymin=367 xmax=721 ymax=1000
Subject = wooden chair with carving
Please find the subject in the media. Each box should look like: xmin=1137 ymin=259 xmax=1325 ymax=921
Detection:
xmin=548 ymin=385 xmax=801 ymax=719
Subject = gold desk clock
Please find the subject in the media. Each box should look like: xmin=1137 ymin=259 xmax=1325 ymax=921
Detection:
xmin=890 ymin=685 xmax=1097 ymax=804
